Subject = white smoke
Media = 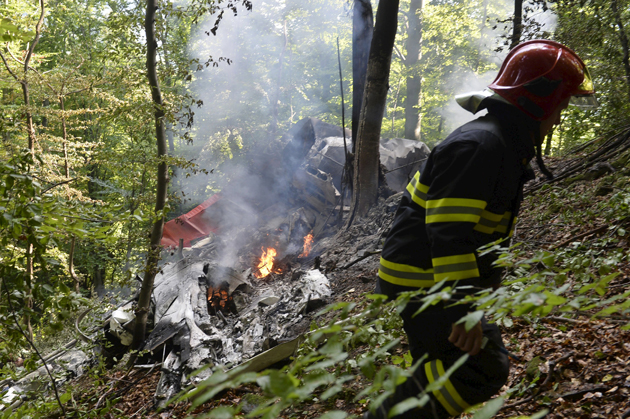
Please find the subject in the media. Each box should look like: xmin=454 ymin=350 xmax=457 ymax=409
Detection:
xmin=437 ymin=0 xmax=558 ymax=136
xmin=170 ymin=0 xmax=352 ymax=267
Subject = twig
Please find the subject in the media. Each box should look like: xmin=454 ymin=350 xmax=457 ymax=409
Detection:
xmin=383 ymin=157 xmax=428 ymax=174
xmin=550 ymin=225 xmax=608 ymax=250
xmin=544 ymin=316 xmax=584 ymax=325
xmin=2 ymin=280 xmax=66 ymax=415
xmin=500 ymin=351 xmax=574 ymax=411
xmin=129 ymin=401 xmax=152 ymax=418
xmin=342 ymin=250 xmax=382 ymax=269
xmin=94 ymin=382 xmax=116 ymax=410
xmin=41 ymin=177 xmax=78 ymax=194
xmin=75 ymin=307 xmax=93 ymax=343
xmin=541 ymin=351 xmax=574 ymax=388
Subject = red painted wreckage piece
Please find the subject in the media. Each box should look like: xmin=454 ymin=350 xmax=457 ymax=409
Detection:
xmin=160 ymin=193 xmax=222 ymax=248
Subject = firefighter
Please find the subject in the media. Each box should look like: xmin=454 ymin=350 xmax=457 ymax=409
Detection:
xmin=370 ymin=40 xmax=597 ymax=419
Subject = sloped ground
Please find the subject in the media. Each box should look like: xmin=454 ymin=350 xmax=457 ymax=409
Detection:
xmin=48 ymin=132 xmax=630 ymax=419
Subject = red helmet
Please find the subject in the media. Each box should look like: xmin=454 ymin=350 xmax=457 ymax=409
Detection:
xmin=488 ymin=40 xmax=597 ymax=121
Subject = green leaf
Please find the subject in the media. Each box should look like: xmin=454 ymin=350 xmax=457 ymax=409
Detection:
xmin=257 ymin=370 xmax=299 ymax=398
xmin=60 ymin=391 xmax=72 ymax=404
xmin=200 ymin=406 xmax=238 ymax=419
xmin=541 ymin=254 xmax=555 ymax=267
xmin=389 ymin=396 xmax=426 ymax=417
xmin=12 ymin=222 xmax=22 ymax=239
xmin=317 ymin=410 xmax=347 ymax=419
xmin=512 ymin=409 xmax=549 ymax=419
xmin=470 ymin=396 xmax=504 ymax=419
xmin=543 ymin=292 xmax=566 ymax=306
xmin=456 ymin=310 xmax=484 ymax=331
xmin=360 ymin=361 xmax=376 ymax=380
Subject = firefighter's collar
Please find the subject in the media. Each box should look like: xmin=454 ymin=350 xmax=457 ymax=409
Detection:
xmin=455 ymin=89 xmax=511 ymax=114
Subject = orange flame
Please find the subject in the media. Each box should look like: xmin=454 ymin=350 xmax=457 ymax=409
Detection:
xmin=255 ymin=247 xmax=277 ymax=278
xmin=299 ymin=232 xmax=314 ymax=258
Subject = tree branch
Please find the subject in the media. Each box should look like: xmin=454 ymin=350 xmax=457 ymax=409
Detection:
xmin=23 ymin=0 xmax=46 ymax=72
xmin=0 ymin=49 xmax=20 ymax=82
xmin=393 ymin=43 xmax=406 ymax=64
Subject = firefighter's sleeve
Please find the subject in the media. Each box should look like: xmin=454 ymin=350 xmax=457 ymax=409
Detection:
xmin=424 ymin=138 xmax=502 ymax=296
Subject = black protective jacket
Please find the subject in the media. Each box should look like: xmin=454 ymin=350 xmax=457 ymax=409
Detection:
xmin=378 ymin=112 xmax=536 ymax=302
xmin=373 ymin=109 xmax=537 ymax=419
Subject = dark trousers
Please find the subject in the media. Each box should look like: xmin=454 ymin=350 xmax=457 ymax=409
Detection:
xmin=371 ymin=279 xmax=510 ymax=419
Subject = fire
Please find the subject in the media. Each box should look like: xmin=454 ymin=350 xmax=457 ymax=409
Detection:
xmin=207 ymin=284 xmax=236 ymax=315
xmin=299 ymin=231 xmax=314 ymax=258
xmin=255 ymin=247 xmax=277 ymax=278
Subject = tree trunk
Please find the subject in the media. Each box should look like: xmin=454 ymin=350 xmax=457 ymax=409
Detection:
xmin=474 ymin=0 xmax=489 ymax=72
xmin=404 ymin=0 xmax=423 ymax=141
xmin=0 ymin=0 xmax=46 ymax=154
xmin=612 ymin=0 xmax=630 ymax=102
xmin=60 ymin=97 xmax=70 ymax=178
xmin=69 ymin=235 xmax=80 ymax=293
xmin=352 ymin=0 xmax=373 ymax=151
xmin=25 ymin=242 xmax=34 ymax=341
xmin=348 ymin=0 xmax=400 ymax=224
xmin=510 ymin=0 xmax=523 ymax=49
xmin=544 ymin=129 xmax=553 ymax=156
xmin=129 ymin=0 xmax=169 ymax=359
xmin=93 ymin=265 xmax=106 ymax=297
xmin=270 ymin=20 xmax=288 ymax=139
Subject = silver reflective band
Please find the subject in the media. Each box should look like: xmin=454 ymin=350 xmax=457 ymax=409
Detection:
xmin=570 ymin=94 xmax=598 ymax=109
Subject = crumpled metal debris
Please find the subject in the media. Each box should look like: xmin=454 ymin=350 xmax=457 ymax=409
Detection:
xmin=2 ymin=350 xmax=89 ymax=408
xmin=146 ymin=255 xmax=331 ymax=405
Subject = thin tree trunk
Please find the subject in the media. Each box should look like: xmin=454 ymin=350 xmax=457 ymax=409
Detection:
xmin=510 ymin=0 xmax=523 ymax=49
xmin=23 ymin=0 xmax=45 ymax=153
xmin=544 ymin=129 xmax=554 ymax=156
xmin=270 ymin=20 xmax=288 ymax=138
xmin=60 ymin=97 xmax=70 ymax=178
xmin=25 ymin=243 xmax=34 ymax=341
xmin=391 ymin=77 xmax=402 ymax=137
xmin=0 ymin=0 xmax=45 ymax=153
xmin=124 ymin=170 xmax=145 ymax=277
xmin=129 ymin=0 xmax=169 ymax=360
xmin=352 ymin=0 xmax=373 ymax=151
xmin=612 ymin=0 xmax=630 ymax=102
xmin=93 ymin=266 xmax=105 ymax=297
xmin=22 ymin=84 xmax=36 ymax=152
xmin=474 ymin=0 xmax=489 ymax=72
xmin=404 ymin=0 xmax=422 ymax=141
xmin=348 ymin=0 xmax=400 ymax=225
xmin=69 ymin=235 xmax=80 ymax=293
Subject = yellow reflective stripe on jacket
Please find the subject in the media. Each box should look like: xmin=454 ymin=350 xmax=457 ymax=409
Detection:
xmin=406 ymin=172 xmax=429 ymax=208
xmin=424 ymin=359 xmax=471 ymax=416
xmin=426 ymin=198 xmax=486 ymax=224
xmin=378 ymin=257 xmax=435 ymax=288
xmin=432 ymin=253 xmax=479 ymax=281
xmin=474 ymin=210 xmax=512 ymax=234
xmin=495 ymin=212 xmax=512 ymax=234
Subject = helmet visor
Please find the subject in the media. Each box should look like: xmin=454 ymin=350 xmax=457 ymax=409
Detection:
xmin=570 ymin=64 xmax=597 ymax=108
xmin=570 ymin=94 xmax=598 ymax=109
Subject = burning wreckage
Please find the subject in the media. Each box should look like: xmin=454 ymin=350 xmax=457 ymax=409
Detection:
xmin=2 ymin=118 xmax=430 ymax=408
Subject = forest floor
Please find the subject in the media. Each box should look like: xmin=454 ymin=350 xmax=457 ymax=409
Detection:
xmin=51 ymin=133 xmax=630 ymax=419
